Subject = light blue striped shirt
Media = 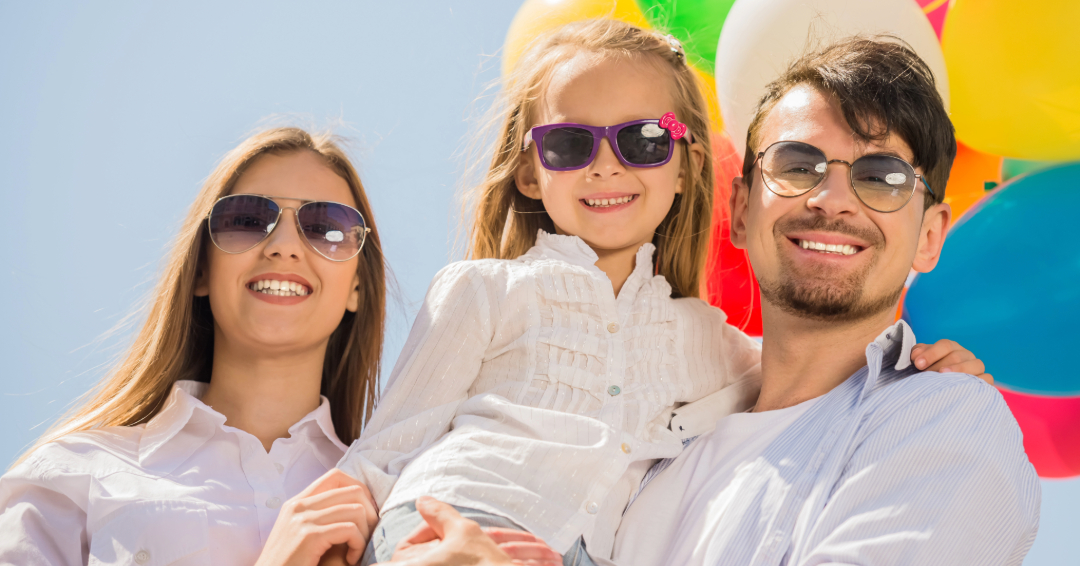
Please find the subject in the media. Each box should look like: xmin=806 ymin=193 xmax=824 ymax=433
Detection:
xmin=614 ymin=321 xmax=1040 ymax=566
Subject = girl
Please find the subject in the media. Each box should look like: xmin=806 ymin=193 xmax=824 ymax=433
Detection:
xmin=1 ymin=127 xmax=388 ymax=566
xmin=337 ymin=19 xmax=985 ymax=566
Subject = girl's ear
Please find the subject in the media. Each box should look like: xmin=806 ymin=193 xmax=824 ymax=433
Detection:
xmin=675 ymin=140 xmax=707 ymax=195
xmin=346 ymin=272 xmax=361 ymax=313
xmin=515 ymin=151 xmax=543 ymax=200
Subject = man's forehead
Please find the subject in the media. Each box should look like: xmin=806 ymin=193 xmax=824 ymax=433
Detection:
xmin=758 ymin=85 xmax=915 ymax=163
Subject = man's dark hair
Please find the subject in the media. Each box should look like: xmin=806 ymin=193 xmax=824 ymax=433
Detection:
xmin=743 ymin=36 xmax=957 ymax=208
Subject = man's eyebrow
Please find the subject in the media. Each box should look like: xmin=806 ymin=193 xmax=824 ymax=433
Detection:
xmin=861 ymin=149 xmax=910 ymax=161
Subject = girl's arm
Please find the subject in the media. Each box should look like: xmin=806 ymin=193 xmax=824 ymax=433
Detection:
xmin=337 ymin=262 xmax=495 ymax=506
xmin=0 ymin=459 xmax=88 ymax=566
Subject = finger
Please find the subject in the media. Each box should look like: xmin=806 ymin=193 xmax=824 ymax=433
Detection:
xmin=978 ymin=373 xmax=994 ymax=385
xmin=391 ymin=539 xmax=441 ymax=561
xmin=925 ymin=351 xmax=978 ymax=373
xmin=317 ymin=522 xmax=366 ymax=564
xmin=298 ymin=485 xmax=375 ymax=514
xmin=308 ymin=504 xmax=374 ymax=542
xmin=497 ymin=541 xmax=562 ymax=562
xmin=398 ymin=521 xmax=439 ymax=548
xmin=301 ymin=468 xmax=366 ymax=498
xmin=318 ymin=544 xmax=350 ymax=566
xmin=414 ymin=496 xmax=469 ymax=541
xmin=911 ymin=340 xmax=962 ymax=370
xmin=939 ymin=358 xmax=987 ymax=377
xmin=483 ymin=528 xmax=540 ymax=545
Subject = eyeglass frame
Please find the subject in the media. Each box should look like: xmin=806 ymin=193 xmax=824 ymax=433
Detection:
xmin=747 ymin=140 xmax=937 ymax=213
xmin=205 ymin=193 xmax=372 ymax=262
xmin=522 ymin=118 xmax=694 ymax=171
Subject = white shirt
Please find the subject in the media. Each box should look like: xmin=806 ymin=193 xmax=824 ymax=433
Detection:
xmin=613 ymin=398 xmax=818 ymax=566
xmin=613 ymin=321 xmax=1041 ymax=566
xmin=338 ymin=231 xmax=762 ymax=555
xmin=0 ymin=381 xmax=347 ymax=566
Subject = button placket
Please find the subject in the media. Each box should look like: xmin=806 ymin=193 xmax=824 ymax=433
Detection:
xmin=134 ymin=550 xmax=151 ymax=564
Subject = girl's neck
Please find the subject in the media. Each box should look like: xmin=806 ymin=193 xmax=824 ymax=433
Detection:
xmin=593 ymin=244 xmax=641 ymax=297
xmin=200 ymin=334 xmax=327 ymax=452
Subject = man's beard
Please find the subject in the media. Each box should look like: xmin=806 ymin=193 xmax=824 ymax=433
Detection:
xmin=758 ymin=216 xmax=904 ymax=323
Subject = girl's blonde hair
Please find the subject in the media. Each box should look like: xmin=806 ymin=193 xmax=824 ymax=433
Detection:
xmin=14 ymin=127 xmax=386 ymax=467
xmin=465 ymin=19 xmax=714 ymax=298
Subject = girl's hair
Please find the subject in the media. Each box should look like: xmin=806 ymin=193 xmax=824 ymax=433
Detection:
xmin=465 ymin=19 xmax=714 ymax=298
xmin=14 ymin=127 xmax=386 ymax=467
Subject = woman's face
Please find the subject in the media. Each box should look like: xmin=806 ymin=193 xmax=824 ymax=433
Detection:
xmin=195 ymin=151 xmax=361 ymax=356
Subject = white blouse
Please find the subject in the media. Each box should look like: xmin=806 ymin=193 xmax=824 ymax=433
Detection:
xmin=338 ymin=231 xmax=762 ymax=556
xmin=0 ymin=381 xmax=347 ymax=566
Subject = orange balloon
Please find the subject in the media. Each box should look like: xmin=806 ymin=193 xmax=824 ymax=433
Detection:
xmin=945 ymin=141 xmax=1002 ymax=222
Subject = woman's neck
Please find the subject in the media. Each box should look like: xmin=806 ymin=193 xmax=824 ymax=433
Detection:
xmin=201 ymin=335 xmax=327 ymax=452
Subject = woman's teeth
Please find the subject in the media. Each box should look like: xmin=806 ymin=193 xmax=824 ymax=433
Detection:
xmin=248 ymin=279 xmax=310 ymax=296
xmin=584 ymin=195 xmax=636 ymax=207
xmin=798 ymin=239 xmax=859 ymax=256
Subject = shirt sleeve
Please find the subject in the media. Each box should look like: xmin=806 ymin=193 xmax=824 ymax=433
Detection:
xmin=337 ymin=261 xmax=495 ymax=506
xmin=0 ymin=454 xmax=89 ymax=566
xmin=678 ymin=299 xmax=762 ymax=402
xmin=792 ymin=378 xmax=1041 ymax=566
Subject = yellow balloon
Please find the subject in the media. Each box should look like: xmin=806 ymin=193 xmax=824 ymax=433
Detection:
xmin=503 ymin=0 xmax=650 ymax=76
xmin=691 ymin=67 xmax=724 ymax=135
xmin=943 ymin=0 xmax=1080 ymax=160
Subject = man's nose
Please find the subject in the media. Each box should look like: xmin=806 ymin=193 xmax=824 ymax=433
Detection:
xmin=804 ymin=163 xmax=861 ymax=216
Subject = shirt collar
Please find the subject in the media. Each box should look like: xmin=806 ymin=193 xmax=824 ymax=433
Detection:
xmin=869 ymin=319 xmax=917 ymax=372
xmin=525 ymin=230 xmax=656 ymax=279
xmin=138 ymin=380 xmax=346 ymax=472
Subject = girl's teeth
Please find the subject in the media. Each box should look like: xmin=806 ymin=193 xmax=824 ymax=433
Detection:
xmin=798 ymin=240 xmax=858 ymax=256
xmin=585 ymin=195 xmax=635 ymax=207
xmin=248 ymin=279 xmax=311 ymax=296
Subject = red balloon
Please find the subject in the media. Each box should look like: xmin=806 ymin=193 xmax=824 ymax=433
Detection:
xmin=704 ymin=132 xmax=762 ymax=336
xmin=998 ymin=387 xmax=1080 ymax=478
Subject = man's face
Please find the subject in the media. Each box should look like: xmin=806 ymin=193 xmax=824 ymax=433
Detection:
xmin=730 ymin=85 xmax=950 ymax=322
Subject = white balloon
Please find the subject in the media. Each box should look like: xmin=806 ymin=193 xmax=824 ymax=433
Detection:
xmin=716 ymin=0 xmax=949 ymax=157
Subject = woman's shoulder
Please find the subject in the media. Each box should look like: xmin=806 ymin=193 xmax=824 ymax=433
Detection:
xmin=7 ymin=425 xmax=147 ymax=482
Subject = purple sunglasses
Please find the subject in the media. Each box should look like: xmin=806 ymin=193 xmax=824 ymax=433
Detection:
xmin=523 ymin=112 xmax=693 ymax=171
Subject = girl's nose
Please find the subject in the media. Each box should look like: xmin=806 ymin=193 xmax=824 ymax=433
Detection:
xmin=588 ymin=138 xmax=625 ymax=178
xmin=263 ymin=209 xmax=307 ymax=260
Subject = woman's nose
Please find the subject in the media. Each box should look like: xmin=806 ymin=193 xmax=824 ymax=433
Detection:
xmin=263 ymin=209 xmax=307 ymax=260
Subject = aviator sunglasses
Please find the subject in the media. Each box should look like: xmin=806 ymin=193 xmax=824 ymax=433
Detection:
xmin=524 ymin=112 xmax=693 ymax=171
xmin=206 ymin=194 xmax=371 ymax=261
xmin=751 ymin=140 xmax=937 ymax=213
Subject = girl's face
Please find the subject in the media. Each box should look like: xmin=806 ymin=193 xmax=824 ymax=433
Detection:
xmin=516 ymin=54 xmax=704 ymax=255
xmin=195 ymin=151 xmax=361 ymax=356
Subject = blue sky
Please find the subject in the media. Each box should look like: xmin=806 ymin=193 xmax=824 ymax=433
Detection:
xmin=0 ymin=2 xmax=1075 ymax=563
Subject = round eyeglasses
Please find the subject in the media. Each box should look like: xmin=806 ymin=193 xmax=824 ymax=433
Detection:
xmin=750 ymin=141 xmax=936 ymax=213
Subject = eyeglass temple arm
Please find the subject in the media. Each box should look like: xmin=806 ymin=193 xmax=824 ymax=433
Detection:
xmin=919 ymin=176 xmax=936 ymax=199
xmin=522 ymin=131 xmax=533 ymax=152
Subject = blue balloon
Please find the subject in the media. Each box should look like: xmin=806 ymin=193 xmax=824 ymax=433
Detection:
xmin=904 ymin=162 xmax=1080 ymax=396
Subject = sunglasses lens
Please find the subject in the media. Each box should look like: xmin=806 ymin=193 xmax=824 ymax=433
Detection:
xmin=851 ymin=156 xmax=917 ymax=212
xmin=616 ymin=122 xmax=671 ymax=166
xmin=541 ymin=127 xmax=595 ymax=169
xmin=297 ymin=202 xmax=366 ymax=261
xmin=762 ymin=142 xmax=827 ymax=196
xmin=208 ymin=195 xmax=279 ymax=253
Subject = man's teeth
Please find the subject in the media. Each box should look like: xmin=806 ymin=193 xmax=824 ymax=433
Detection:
xmin=248 ymin=279 xmax=310 ymax=296
xmin=584 ymin=195 xmax=635 ymax=207
xmin=799 ymin=240 xmax=859 ymax=256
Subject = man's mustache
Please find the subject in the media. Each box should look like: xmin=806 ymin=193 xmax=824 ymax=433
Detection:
xmin=775 ymin=216 xmax=884 ymax=248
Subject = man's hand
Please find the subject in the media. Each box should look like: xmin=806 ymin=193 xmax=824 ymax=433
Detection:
xmin=911 ymin=339 xmax=993 ymax=384
xmin=380 ymin=497 xmax=560 ymax=566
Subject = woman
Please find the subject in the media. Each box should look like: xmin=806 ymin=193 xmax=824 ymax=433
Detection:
xmin=0 ymin=127 xmax=385 ymax=566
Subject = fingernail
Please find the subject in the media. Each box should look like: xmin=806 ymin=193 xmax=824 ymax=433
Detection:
xmin=916 ymin=358 xmax=926 ymax=368
xmin=941 ymin=368 xmax=951 ymax=373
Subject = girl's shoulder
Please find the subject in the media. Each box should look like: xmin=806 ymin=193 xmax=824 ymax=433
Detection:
xmin=670 ymin=295 xmax=730 ymax=326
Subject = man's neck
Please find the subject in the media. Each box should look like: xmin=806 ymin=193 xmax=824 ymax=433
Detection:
xmin=755 ymin=302 xmax=897 ymax=412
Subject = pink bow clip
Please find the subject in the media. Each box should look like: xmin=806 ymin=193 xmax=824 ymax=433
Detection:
xmin=659 ymin=112 xmax=688 ymax=141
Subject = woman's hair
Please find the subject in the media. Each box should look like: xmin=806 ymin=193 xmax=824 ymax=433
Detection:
xmin=15 ymin=127 xmax=386 ymax=467
xmin=464 ymin=19 xmax=714 ymax=298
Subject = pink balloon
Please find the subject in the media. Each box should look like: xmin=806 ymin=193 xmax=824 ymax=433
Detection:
xmin=998 ymin=388 xmax=1080 ymax=479
xmin=915 ymin=0 xmax=948 ymax=40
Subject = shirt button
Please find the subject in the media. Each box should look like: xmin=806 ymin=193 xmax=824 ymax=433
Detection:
xmin=607 ymin=322 xmax=619 ymax=333
xmin=274 ymin=462 xmax=284 ymax=474
xmin=266 ymin=497 xmax=282 ymax=509
xmin=621 ymin=443 xmax=632 ymax=454
xmin=586 ymin=502 xmax=599 ymax=514
xmin=607 ymin=385 xmax=621 ymax=396
xmin=134 ymin=550 xmax=151 ymax=564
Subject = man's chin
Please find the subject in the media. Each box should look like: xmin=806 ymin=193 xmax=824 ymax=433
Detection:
xmin=760 ymin=280 xmax=903 ymax=323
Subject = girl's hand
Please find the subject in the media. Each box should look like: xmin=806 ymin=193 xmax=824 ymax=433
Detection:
xmin=911 ymin=339 xmax=993 ymax=385
xmin=255 ymin=469 xmax=379 ymax=566
xmin=382 ymin=497 xmax=552 ymax=566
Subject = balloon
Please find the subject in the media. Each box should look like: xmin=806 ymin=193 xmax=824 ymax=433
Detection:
xmin=915 ymin=0 xmax=949 ymax=40
xmin=634 ymin=0 xmax=737 ymax=74
xmin=1001 ymin=158 xmax=1060 ymax=183
xmin=944 ymin=142 xmax=1001 ymax=222
xmin=715 ymin=0 xmax=949 ymax=157
xmin=904 ymin=162 xmax=1080 ymax=396
xmin=942 ymin=0 xmax=1080 ymax=161
xmin=998 ymin=388 xmax=1080 ymax=479
xmin=704 ymin=132 xmax=761 ymax=335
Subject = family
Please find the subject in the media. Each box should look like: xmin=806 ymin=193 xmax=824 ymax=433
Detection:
xmin=0 ymin=18 xmax=1039 ymax=566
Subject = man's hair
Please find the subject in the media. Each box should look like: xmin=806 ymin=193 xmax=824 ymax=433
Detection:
xmin=743 ymin=36 xmax=956 ymax=209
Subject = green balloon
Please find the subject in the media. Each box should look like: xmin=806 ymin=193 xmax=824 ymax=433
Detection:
xmin=1002 ymin=158 xmax=1062 ymax=182
xmin=636 ymin=0 xmax=737 ymax=74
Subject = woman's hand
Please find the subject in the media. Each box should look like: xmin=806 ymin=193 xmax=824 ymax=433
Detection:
xmin=381 ymin=496 xmax=560 ymax=566
xmin=255 ymin=468 xmax=379 ymax=566
xmin=911 ymin=339 xmax=993 ymax=385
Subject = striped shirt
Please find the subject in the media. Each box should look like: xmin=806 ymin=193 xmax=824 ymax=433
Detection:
xmin=612 ymin=320 xmax=1040 ymax=566
xmin=338 ymin=231 xmax=762 ymax=555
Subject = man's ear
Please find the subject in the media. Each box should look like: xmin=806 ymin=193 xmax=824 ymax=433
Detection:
xmin=912 ymin=202 xmax=952 ymax=273
xmin=675 ymin=140 xmax=707 ymax=195
xmin=346 ymin=273 xmax=361 ymax=313
xmin=729 ymin=175 xmax=751 ymax=250
xmin=515 ymin=151 xmax=542 ymax=200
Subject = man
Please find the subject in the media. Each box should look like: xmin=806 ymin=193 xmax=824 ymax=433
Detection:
xmin=378 ymin=37 xmax=1040 ymax=566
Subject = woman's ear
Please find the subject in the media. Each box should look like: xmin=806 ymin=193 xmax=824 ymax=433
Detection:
xmin=193 ymin=263 xmax=210 ymax=297
xmin=515 ymin=151 xmax=543 ymax=200
xmin=675 ymin=140 xmax=707 ymax=195
xmin=346 ymin=273 xmax=361 ymax=313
